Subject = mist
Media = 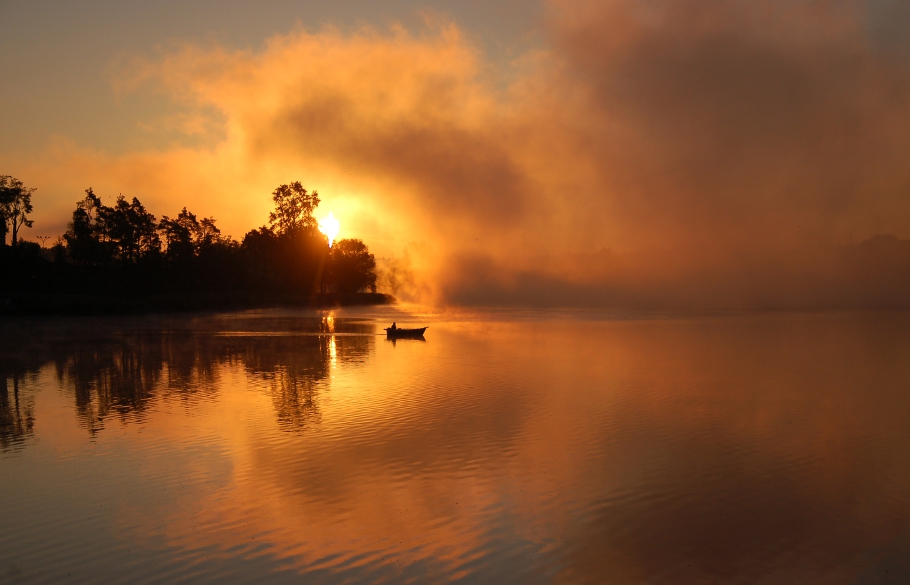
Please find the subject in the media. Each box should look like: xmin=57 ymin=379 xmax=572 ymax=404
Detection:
xmin=6 ymin=0 xmax=910 ymax=309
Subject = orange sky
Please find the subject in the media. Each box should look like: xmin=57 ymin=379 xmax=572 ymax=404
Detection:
xmin=4 ymin=0 xmax=910 ymax=307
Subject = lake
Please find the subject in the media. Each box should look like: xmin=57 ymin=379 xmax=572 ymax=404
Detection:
xmin=1 ymin=307 xmax=909 ymax=584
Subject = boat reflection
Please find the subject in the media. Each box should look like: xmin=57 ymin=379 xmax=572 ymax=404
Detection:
xmin=385 ymin=336 xmax=427 ymax=347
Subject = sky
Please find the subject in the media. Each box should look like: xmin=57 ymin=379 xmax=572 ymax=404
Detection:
xmin=3 ymin=0 xmax=910 ymax=308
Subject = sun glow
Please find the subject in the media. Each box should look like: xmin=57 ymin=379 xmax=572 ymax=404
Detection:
xmin=318 ymin=212 xmax=340 ymax=247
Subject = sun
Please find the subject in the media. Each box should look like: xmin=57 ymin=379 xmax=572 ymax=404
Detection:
xmin=318 ymin=212 xmax=340 ymax=247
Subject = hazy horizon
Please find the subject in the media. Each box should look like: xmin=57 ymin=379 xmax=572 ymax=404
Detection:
xmin=4 ymin=0 xmax=910 ymax=308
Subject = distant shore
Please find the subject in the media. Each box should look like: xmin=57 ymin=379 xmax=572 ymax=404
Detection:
xmin=0 ymin=291 xmax=395 ymax=316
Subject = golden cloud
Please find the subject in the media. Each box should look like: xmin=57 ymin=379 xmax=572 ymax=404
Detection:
xmin=7 ymin=1 xmax=910 ymax=307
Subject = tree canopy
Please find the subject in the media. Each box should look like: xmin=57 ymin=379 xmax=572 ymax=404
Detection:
xmin=2 ymin=180 xmax=380 ymax=302
xmin=329 ymin=239 xmax=378 ymax=293
xmin=268 ymin=182 xmax=319 ymax=236
xmin=0 ymin=175 xmax=35 ymax=247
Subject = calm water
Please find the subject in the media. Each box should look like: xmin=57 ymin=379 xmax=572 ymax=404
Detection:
xmin=1 ymin=308 xmax=909 ymax=584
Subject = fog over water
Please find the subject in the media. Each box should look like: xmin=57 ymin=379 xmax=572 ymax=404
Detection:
xmin=1 ymin=307 xmax=909 ymax=583
xmin=4 ymin=1 xmax=910 ymax=582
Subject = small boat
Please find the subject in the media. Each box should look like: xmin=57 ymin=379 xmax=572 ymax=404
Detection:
xmin=385 ymin=326 xmax=428 ymax=338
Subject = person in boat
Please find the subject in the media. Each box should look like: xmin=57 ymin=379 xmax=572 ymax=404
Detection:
xmin=390 ymin=322 xmax=397 ymax=331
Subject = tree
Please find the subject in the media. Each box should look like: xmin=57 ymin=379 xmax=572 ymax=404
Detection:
xmin=196 ymin=217 xmax=221 ymax=249
xmin=159 ymin=208 xmax=223 ymax=259
xmin=64 ymin=188 xmax=107 ymax=265
xmin=268 ymin=182 xmax=320 ymax=236
xmin=98 ymin=195 xmax=159 ymax=263
xmin=158 ymin=207 xmax=198 ymax=259
xmin=0 ymin=175 xmax=36 ymax=247
xmin=328 ymin=239 xmax=377 ymax=293
xmin=0 ymin=178 xmax=10 ymax=247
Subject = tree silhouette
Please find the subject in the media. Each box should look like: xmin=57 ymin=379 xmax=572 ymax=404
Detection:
xmin=4 ymin=181 xmax=384 ymax=306
xmin=159 ymin=207 xmax=198 ymax=260
xmin=328 ymin=239 xmax=378 ymax=293
xmin=196 ymin=216 xmax=221 ymax=249
xmin=63 ymin=188 xmax=107 ymax=265
xmin=0 ymin=175 xmax=35 ymax=247
xmin=269 ymin=182 xmax=320 ymax=235
xmin=100 ymin=195 xmax=159 ymax=263
xmin=0 ymin=179 xmax=9 ymax=247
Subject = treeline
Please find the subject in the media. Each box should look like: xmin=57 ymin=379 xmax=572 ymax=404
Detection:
xmin=1 ymin=179 xmax=379 ymax=303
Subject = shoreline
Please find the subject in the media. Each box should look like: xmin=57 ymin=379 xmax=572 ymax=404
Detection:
xmin=0 ymin=291 xmax=395 ymax=316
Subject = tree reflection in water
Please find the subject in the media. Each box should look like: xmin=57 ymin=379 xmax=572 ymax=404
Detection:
xmin=0 ymin=328 xmax=41 ymax=450
xmin=242 ymin=335 xmax=329 ymax=432
xmin=0 ymin=373 xmax=35 ymax=451
xmin=55 ymin=332 xmax=164 ymax=434
xmin=0 ymin=314 xmax=375 ymax=440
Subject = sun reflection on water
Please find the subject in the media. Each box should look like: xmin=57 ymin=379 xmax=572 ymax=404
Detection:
xmin=2 ymin=311 xmax=910 ymax=583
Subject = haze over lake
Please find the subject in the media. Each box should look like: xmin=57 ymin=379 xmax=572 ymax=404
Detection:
xmin=7 ymin=0 xmax=910 ymax=582
xmin=2 ymin=307 xmax=909 ymax=584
